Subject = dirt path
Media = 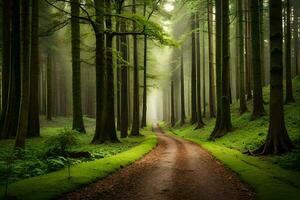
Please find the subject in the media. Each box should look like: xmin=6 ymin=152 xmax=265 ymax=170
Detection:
xmin=60 ymin=125 xmax=255 ymax=200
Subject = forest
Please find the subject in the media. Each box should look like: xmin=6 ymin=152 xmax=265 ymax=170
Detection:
xmin=0 ymin=0 xmax=300 ymax=199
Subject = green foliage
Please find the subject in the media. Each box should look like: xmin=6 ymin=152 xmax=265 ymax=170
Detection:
xmin=44 ymin=128 xmax=78 ymax=157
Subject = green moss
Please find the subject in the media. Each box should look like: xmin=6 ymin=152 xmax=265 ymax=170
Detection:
xmin=0 ymin=131 xmax=157 ymax=200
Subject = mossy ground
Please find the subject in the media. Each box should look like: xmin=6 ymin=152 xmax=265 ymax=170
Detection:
xmin=0 ymin=117 xmax=157 ymax=199
xmin=164 ymin=77 xmax=300 ymax=200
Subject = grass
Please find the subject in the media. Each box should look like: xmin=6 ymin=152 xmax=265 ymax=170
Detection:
xmin=164 ymin=77 xmax=300 ymax=200
xmin=0 ymin=117 xmax=157 ymax=199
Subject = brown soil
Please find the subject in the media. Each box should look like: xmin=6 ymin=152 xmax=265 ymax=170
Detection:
xmin=60 ymin=125 xmax=255 ymax=200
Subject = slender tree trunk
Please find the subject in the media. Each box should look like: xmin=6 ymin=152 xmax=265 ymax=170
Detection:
xmin=141 ymin=1 xmax=147 ymax=128
xmin=207 ymin=0 xmax=216 ymax=118
xmin=210 ymin=0 xmax=232 ymax=139
xmin=202 ymin=24 xmax=206 ymax=118
xmin=285 ymin=0 xmax=295 ymax=103
xmin=238 ymin=0 xmax=247 ymax=114
xmin=245 ymin=0 xmax=253 ymax=100
xmin=130 ymin=0 xmax=141 ymax=136
xmin=251 ymin=0 xmax=265 ymax=120
xmin=195 ymin=12 xmax=204 ymax=129
xmin=255 ymin=0 xmax=293 ymax=154
xmin=180 ymin=47 xmax=186 ymax=126
xmin=294 ymin=8 xmax=299 ymax=75
xmin=116 ymin=22 xmax=121 ymax=131
xmin=92 ymin=0 xmax=106 ymax=143
xmin=120 ymin=21 xmax=129 ymax=138
xmin=1 ymin=0 xmax=21 ymax=139
xmin=15 ymin=0 xmax=30 ymax=148
xmin=171 ymin=80 xmax=175 ymax=127
xmin=259 ymin=0 xmax=266 ymax=86
xmin=190 ymin=13 xmax=197 ymax=124
xmin=46 ymin=53 xmax=52 ymax=121
xmin=1 ymin=0 xmax=11 ymax=115
xmin=71 ymin=0 xmax=85 ymax=133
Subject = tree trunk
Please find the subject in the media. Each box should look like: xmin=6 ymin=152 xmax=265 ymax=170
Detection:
xmin=171 ymin=80 xmax=175 ymax=127
xmin=259 ymin=0 xmax=266 ymax=86
xmin=46 ymin=53 xmax=52 ymax=121
xmin=294 ymin=7 xmax=299 ymax=75
xmin=15 ymin=0 xmax=30 ymax=148
xmin=251 ymin=0 xmax=265 ymax=120
xmin=92 ymin=0 xmax=106 ymax=143
xmin=71 ymin=0 xmax=86 ymax=133
xmin=238 ymin=0 xmax=247 ymax=114
xmin=255 ymin=0 xmax=293 ymax=154
xmin=180 ymin=47 xmax=186 ymax=126
xmin=195 ymin=12 xmax=204 ymax=129
xmin=1 ymin=0 xmax=21 ymax=139
xmin=285 ymin=0 xmax=295 ymax=103
xmin=210 ymin=0 xmax=232 ymax=139
xmin=202 ymin=24 xmax=206 ymax=118
xmin=116 ymin=23 xmax=121 ymax=131
xmin=131 ymin=0 xmax=141 ymax=136
xmin=245 ymin=0 xmax=252 ymax=100
xmin=1 ymin=0 xmax=11 ymax=115
xmin=120 ymin=21 xmax=129 ymax=138
xmin=207 ymin=0 xmax=216 ymax=118
xmin=190 ymin=13 xmax=197 ymax=124
xmin=141 ymin=1 xmax=147 ymax=128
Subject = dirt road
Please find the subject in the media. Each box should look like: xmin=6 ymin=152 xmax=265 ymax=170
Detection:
xmin=61 ymin=125 xmax=254 ymax=200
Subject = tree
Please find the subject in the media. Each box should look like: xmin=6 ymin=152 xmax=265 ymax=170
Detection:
xmin=294 ymin=5 xmax=299 ymax=75
xmin=1 ymin=0 xmax=21 ymax=139
xmin=171 ymin=80 xmax=175 ymax=127
xmin=210 ymin=0 xmax=232 ymax=139
xmin=285 ymin=0 xmax=295 ymax=103
xmin=180 ymin=47 xmax=186 ymax=126
xmin=245 ymin=0 xmax=252 ymax=101
xmin=15 ymin=0 xmax=30 ymax=148
xmin=131 ymin=0 xmax=141 ymax=136
xmin=1 ymin=0 xmax=11 ymax=116
xmin=141 ymin=0 xmax=148 ymax=128
xmin=190 ymin=13 xmax=197 ymax=124
xmin=71 ymin=0 xmax=86 ymax=133
xmin=255 ymin=0 xmax=293 ymax=154
xmin=207 ymin=0 xmax=216 ymax=118
xmin=251 ymin=0 xmax=265 ymax=119
xmin=46 ymin=52 xmax=52 ymax=121
xmin=195 ymin=12 xmax=204 ymax=129
xmin=238 ymin=0 xmax=247 ymax=114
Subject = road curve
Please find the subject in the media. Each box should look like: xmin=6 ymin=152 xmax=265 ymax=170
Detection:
xmin=60 ymin=125 xmax=255 ymax=200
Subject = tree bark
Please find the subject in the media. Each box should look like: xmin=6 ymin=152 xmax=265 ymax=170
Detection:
xmin=238 ymin=0 xmax=247 ymax=114
xmin=210 ymin=0 xmax=232 ymax=139
xmin=46 ymin=52 xmax=52 ymax=121
xmin=191 ymin=13 xmax=197 ymax=124
xmin=207 ymin=0 xmax=216 ymax=118
xmin=255 ymin=0 xmax=293 ymax=154
xmin=251 ymin=0 xmax=265 ymax=120
xmin=195 ymin=12 xmax=204 ymax=129
xmin=171 ymin=80 xmax=175 ymax=127
xmin=141 ymin=1 xmax=147 ymax=128
xmin=245 ymin=0 xmax=253 ymax=100
xmin=71 ymin=0 xmax=86 ymax=133
xmin=180 ymin=47 xmax=186 ymax=126
xmin=294 ymin=7 xmax=299 ymax=75
xmin=285 ymin=0 xmax=295 ymax=103
xmin=1 ymin=0 xmax=21 ymax=139
xmin=15 ymin=0 xmax=30 ymax=148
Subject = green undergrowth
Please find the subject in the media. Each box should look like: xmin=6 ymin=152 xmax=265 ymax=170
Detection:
xmin=0 ymin=116 xmax=157 ymax=191
xmin=164 ymin=77 xmax=300 ymax=200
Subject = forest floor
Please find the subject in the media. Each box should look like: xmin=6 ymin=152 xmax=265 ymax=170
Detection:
xmin=61 ymin=125 xmax=255 ymax=200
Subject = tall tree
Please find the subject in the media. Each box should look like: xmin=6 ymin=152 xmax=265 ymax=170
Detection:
xmin=245 ymin=0 xmax=252 ymax=100
xmin=92 ymin=0 xmax=106 ymax=143
xmin=294 ymin=5 xmax=299 ymax=75
xmin=46 ymin=52 xmax=52 ymax=121
xmin=1 ymin=0 xmax=21 ymax=138
xmin=171 ymin=80 xmax=175 ymax=127
xmin=207 ymin=0 xmax=216 ymax=118
xmin=190 ymin=13 xmax=197 ymax=124
xmin=180 ymin=47 xmax=186 ymax=126
xmin=195 ymin=12 xmax=204 ymax=129
xmin=71 ymin=0 xmax=86 ymax=133
xmin=251 ymin=0 xmax=265 ymax=119
xmin=15 ymin=0 xmax=30 ymax=148
xmin=141 ymin=0 xmax=147 ymax=128
xmin=1 ymin=0 xmax=11 ymax=115
xmin=131 ymin=0 xmax=141 ymax=136
xmin=238 ymin=0 xmax=247 ymax=114
xmin=259 ymin=0 xmax=266 ymax=86
xmin=210 ymin=0 xmax=232 ymax=139
xmin=285 ymin=0 xmax=295 ymax=103
xmin=255 ymin=0 xmax=293 ymax=154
